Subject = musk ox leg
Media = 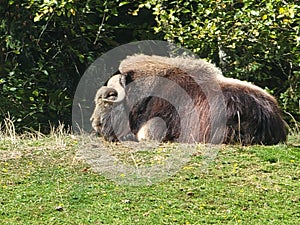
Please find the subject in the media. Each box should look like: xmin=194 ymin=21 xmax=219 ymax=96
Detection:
xmin=137 ymin=117 xmax=168 ymax=142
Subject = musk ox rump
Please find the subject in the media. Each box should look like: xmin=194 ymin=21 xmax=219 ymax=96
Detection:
xmin=90 ymin=54 xmax=288 ymax=145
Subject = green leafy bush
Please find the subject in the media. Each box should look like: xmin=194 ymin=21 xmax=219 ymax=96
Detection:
xmin=0 ymin=0 xmax=156 ymax=132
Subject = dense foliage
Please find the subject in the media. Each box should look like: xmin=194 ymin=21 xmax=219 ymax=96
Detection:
xmin=0 ymin=0 xmax=299 ymax=132
xmin=0 ymin=0 xmax=156 ymax=132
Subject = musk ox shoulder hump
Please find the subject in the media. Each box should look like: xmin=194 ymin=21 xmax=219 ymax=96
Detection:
xmin=119 ymin=54 xmax=223 ymax=82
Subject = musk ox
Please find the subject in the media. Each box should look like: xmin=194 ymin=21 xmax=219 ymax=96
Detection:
xmin=90 ymin=54 xmax=288 ymax=145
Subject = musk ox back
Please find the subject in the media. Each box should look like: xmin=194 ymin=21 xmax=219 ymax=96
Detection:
xmin=90 ymin=54 xmax=288 ymax=145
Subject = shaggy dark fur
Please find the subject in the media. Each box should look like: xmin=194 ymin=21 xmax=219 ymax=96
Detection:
xmin=90 ymin=54 xmax=288 ymax=145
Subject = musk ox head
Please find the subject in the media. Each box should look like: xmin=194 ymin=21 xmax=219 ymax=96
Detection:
xmin=90 ymin=74 xmax=127 ymax=141
xmin=90 ymin=54 xmax=288 ymax=145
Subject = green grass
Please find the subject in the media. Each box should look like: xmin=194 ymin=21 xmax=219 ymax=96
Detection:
xmin=0 ymin=129 xmax=299 ymax=225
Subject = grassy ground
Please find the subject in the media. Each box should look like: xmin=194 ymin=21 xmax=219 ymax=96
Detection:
xmin=0 ymin=126 xmax=299 ymax=225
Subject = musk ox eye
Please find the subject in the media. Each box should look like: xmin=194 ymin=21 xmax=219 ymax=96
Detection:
xmin=104 ymin=90 xmax=118 ymax=100
xmin=96 ymin=92 xmax=117 ymax=102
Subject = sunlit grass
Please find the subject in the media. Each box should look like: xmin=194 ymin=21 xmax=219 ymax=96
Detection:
xmin=0 ymin=122 xmax=299 ymax=224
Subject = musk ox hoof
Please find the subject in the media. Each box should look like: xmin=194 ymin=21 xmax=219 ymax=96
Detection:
xmin=119 ymin=133 xmax=139 ymax=142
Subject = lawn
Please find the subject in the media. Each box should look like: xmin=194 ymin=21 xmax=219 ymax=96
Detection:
xmin=0 ymin=128 xmax=299 ymax=225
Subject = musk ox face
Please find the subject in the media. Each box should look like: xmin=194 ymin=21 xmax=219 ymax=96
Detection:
xmin=90 ymin=74 xmax=127 ymax=141
xmin=90 ymin=54 xmax=288 ymax=145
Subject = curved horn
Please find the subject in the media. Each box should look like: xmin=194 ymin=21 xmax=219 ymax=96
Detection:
xmin=104 ymin=74 xmax=126 ymax=103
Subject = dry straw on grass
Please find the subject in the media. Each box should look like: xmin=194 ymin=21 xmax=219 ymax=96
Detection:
xmin=0 ymin=118 xmax=76 ymax=162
